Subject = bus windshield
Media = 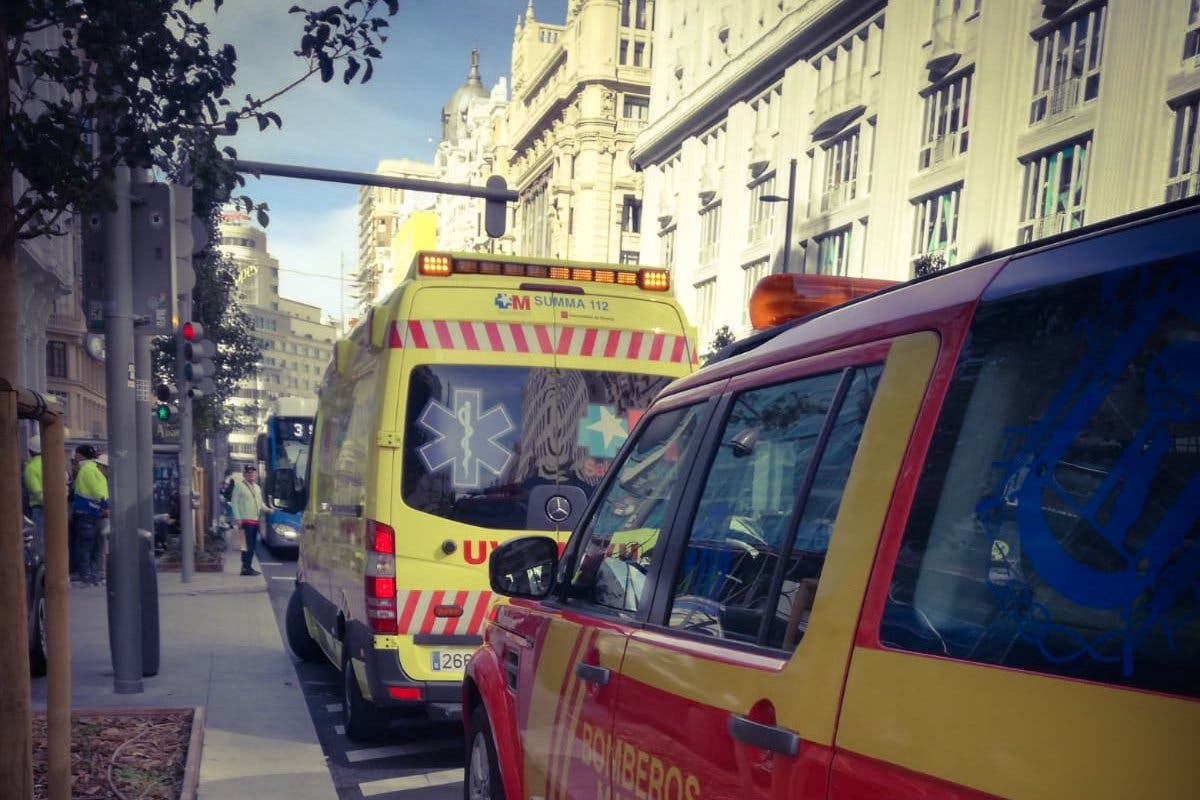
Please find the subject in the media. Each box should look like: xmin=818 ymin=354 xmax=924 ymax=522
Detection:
xmin=402 ymin=364 xmax=672 ymax=530
xmin=273 ymin=416 xmax=314 ymax=486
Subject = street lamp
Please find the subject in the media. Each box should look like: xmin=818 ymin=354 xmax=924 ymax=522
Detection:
xmin=760 ymin=157 xmax=798 ymax=273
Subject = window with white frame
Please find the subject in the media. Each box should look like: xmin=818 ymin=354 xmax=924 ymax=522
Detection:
xmin=742 ymin=258 xmax=771 ymax=326
xmin=1018 ymin=138 xmax=1091 ymax=243
xmin=815 ymin=226 xmax=853 ymax=276
xmin=748 ymin=176 xmax=777 ymax=244
xmin=912 ymin=185 xmax=961 ymax=272
xmin=695 ymin=278 xmax=717 ymax=347
xmin=1185 ymin=0 xmax=1200 ymax=63
xmin=620 ymin=250 xmax=639 ymax=265
xmin=821 ymin=128 xmax=860 ymax=212
xmin=623 ymin=96 xmax=649 ymax=121
xmin=1167 ymin=95 xmax=1200 ymax=201
xmin=622 ymin=195 xmax=642 ymax=234
xmin=919 ymin=72 xmax=972 ymax=170
xmin=1029 ymin=4 xmax=1106 ymax=125
xmin=699 ymin=202 xmax=722 ymax=264
xmin=811 ymin=17 xmax=885 ymax=127
xmin=660 ymin=226 xmax=676 ymax=270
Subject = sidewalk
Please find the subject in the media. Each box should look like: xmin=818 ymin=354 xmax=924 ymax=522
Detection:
xmin=30 ymin=538 xmax=336 ymax=799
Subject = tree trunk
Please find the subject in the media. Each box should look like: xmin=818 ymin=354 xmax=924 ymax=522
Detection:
xmin=0 ymin=18 xmax=36 ymax=798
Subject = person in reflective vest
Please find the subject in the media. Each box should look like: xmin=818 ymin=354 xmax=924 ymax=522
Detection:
xmin=72 ymin=445 xmax=108 ymax=586
xmin=23 ymin=434 xmax=44 ymax=555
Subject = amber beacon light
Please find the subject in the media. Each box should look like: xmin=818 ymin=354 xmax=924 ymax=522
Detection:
xmin=749 ymin=274 xmax=896 ymax=330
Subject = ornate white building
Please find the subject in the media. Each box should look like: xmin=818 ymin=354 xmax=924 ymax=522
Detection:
xmin=632 ymin=0 xmax=1200 ymax=350
xmin=355 ymin=158 xmax=438 ymax=312
xmin=506 ymin=0 xmax=656 ymax=263
xmin=435 ymin=51 xmax=513 ymax=254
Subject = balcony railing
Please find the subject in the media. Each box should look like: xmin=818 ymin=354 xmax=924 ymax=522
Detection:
xmin=918 ymin=130 xmax=967 ymax=171
xmin=1018 ymin=210 xmax=1084 ymax=243
xmin=1166 ymin=172 xmax=1200 ymax=202
xmin=1032 ymin=76 xmax=1082 ymax=125
xmin=618 ymin=117 xmax=648 ymax=133
xmin=819 ymin=181 xmax=857 ymax=214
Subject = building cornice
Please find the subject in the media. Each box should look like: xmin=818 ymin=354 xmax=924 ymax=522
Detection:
xmin=630 ymin=0 xmax=883 ymax=169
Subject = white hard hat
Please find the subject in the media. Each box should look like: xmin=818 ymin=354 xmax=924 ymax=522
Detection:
xmin=97 ymin=453 xmax=110 ymax=467
xmin=29 ymin=435 xmax=41 ymax=454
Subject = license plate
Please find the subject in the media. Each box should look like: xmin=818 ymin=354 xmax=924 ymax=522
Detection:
xmin=430 ymin=651 xmax=473 ymax=672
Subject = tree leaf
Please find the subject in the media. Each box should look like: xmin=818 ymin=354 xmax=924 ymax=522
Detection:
xmin=362 ymin=59 xmax=374 ymax=82
xmin=256 ymin=207 xmax=270 ymax=227
xmin=343 ymin=56 xmax=360 ymax=84
xmin=319 ymin=56 xmax=333 ymax=82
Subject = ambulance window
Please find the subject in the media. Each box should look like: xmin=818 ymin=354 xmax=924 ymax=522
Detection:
xmin=665 ymin=366 xmax=880 ymax=651
xmin=564 ymin=403 xmax=707 ymax=617
xmin=402 ymin=365 xmax=669 ymax=531
xmin=880 ymin=253 xmax=1200 ymax=698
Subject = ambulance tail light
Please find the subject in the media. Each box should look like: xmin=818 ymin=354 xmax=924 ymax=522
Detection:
xmin=638 ymin=268 xmax=671 ymax=292
xmin=364 ymin=520 xmax=398 ymax=634
xmin=748 ymin=274 xmax=896 ymax=330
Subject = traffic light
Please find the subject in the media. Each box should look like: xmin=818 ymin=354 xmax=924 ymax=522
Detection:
xmin=154 ymin=383 xmax=178 ymax=421
xmin=180 ymin=321 xmax=216 ymax=399
xmin=484 ymin=175 xmax=508 ymax=238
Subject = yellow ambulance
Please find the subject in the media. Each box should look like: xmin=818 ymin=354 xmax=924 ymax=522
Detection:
xmin=280 ymin=251 xmax=696 ymax=740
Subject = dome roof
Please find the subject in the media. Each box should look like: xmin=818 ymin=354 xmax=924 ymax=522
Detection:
xmin=441 ymin=50 xmax=489 ymax=143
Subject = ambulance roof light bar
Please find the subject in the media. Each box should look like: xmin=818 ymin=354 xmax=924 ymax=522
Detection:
xmin=748 ymin=274 xmax=896 ymax=330
xmin=416 ymin=252 xmax=670 ymax=292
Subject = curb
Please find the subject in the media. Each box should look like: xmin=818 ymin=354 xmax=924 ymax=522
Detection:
xmin=159 ymin=583 xmax=268 ymax=597
xmin=181 ymin=706 xmax=205 ymax=800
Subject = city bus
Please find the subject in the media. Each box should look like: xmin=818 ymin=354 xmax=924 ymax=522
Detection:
xmin=279 ymin=251 xmax=696 ymax=740
xmin=255 ymin=396 xmax=316 ymax=553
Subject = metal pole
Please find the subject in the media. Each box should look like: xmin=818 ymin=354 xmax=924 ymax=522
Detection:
xmin=233 ymin=159 xmax=518 ymax=202
xmin=102 ymin=164 xmax=143 ymax=693
xmin=782 ymin=157 xmax=797 ymax=274
xmin=178 ymin=294 xmax=194 ymax=582
xmin=39 ymin=413 xmax=71 ymax=800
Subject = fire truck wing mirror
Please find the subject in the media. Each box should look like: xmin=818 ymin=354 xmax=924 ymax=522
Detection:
xmin=489 ymin=536 xmax=559 ymax=599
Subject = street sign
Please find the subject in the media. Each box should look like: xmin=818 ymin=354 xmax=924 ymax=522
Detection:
xmin=81 ymin=212 xmax=107 ymax=332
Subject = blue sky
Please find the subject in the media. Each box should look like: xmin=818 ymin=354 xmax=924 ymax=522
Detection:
xmin=204 ymin=0 xmax=566 ymax=321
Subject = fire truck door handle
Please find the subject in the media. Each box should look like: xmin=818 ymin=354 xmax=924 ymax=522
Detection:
xmin=574 ymin=662 xmax=610 ymax=686
xmin=727 ymin=714 xmax=800 ymax=757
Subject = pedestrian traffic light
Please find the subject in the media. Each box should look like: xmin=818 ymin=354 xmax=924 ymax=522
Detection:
xmin=154 ymin=383 xmax=178 ymax=421
xmin=180 ymin=321 xmax=217 ymax=399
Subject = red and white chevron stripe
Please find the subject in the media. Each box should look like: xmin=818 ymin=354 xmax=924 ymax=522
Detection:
xmin=395 ymin=589 xmax=494 ymax=636
xmin=389 ymin=319 xmax=695 ymax=364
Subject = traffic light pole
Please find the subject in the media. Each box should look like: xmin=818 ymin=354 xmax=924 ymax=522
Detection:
xmin=178 ymin=295 xmax=195 ymax=583
xmin=101 ymin=164 xmax=144 ymax=694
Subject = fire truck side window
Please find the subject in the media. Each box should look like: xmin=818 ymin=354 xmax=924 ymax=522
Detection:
xmin=666 ymin=365 xmax=881 ymax=651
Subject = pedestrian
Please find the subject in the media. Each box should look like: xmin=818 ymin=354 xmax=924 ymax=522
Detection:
xmin=71 ymin=445 xmax=108 ymax=586
xmin=23 ymin=434 xmax=44 ymax=556
xmin=231 ymin=464 xmax=267 ymax=576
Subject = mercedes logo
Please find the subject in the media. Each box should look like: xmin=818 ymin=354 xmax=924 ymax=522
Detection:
xmin=545 ymin=495 xmax=572 ymax=524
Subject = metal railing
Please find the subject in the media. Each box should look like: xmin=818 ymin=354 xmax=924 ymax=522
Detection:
xmin=820 ymin=181 xmax=857 ymax=214
xmin=1166 ymin=172 xmax=1200 ymax=202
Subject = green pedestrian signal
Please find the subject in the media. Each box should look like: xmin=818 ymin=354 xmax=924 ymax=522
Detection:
xmin=155 ymin=403 xmax=172 ymax=421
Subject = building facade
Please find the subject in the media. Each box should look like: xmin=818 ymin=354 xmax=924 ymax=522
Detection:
xmin=632 ymin=0 xmax=1200 ymax=350
xmin=217 ymin=213 xmax=337 ymax=462
xmin=435 ymin=50 xmax=514 ymax=254
xmin=355 ymin=159 xmax=438 ymax=315
xmin=13 ymin=27 xmax=89 ymax=445
xmin=506 ymin=0 xmax=656 ymax=263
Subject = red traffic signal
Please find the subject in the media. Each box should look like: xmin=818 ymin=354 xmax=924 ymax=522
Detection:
xmin=181 ymin=321 xmax=205 ymax=341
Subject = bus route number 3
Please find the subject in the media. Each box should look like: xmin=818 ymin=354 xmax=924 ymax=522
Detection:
xmin=430 ymin=651 xmax=473 ymax=672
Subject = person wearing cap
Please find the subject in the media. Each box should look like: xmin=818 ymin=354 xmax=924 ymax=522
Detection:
xmin=23 ymin=434 xmax=44 ymax=555
xmin=72 ymin=445 xmax=108 ymax=586
xmin=231 ymin=464 xmax=268 ymax=576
